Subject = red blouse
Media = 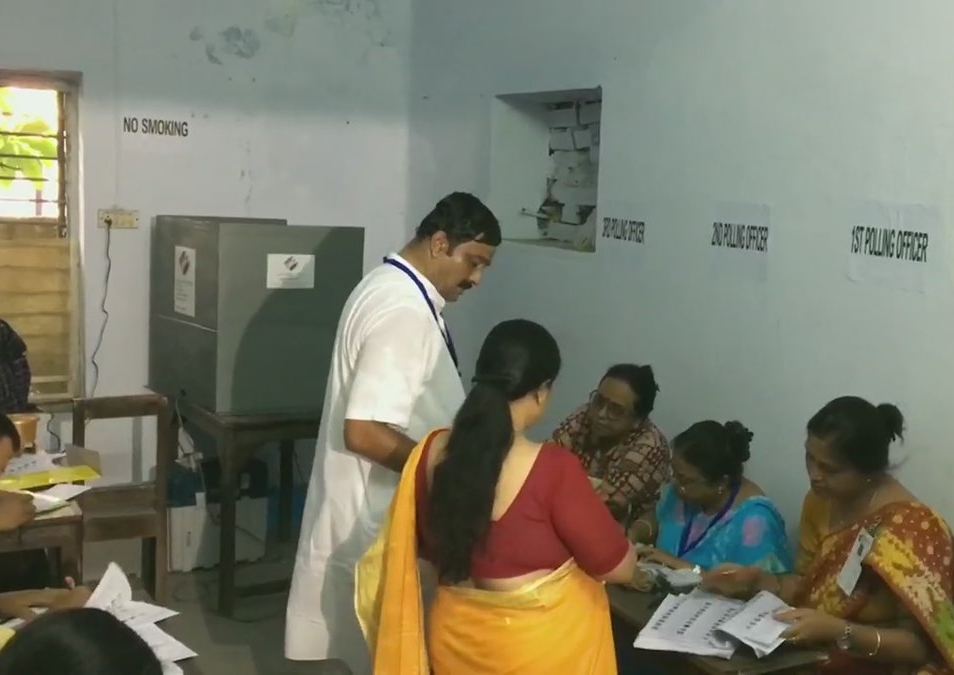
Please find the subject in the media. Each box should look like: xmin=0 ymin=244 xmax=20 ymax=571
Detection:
xmin=415 ymin=440 xmax=630 ymax=580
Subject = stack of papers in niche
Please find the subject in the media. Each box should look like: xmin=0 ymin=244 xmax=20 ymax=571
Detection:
xmin=633 ymin=589 xmax=792 ymax=659
xmin=1 ymin=563 xmax=195 ymax=674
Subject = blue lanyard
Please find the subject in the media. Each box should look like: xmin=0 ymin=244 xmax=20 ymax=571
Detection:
xmin=678 ymin=482 xmax=741 ymax=557
xmin=382 ymin=257 xmax=459 ymax=368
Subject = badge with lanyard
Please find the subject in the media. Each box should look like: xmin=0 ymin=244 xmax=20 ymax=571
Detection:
xmin=677 ymin=482 xmax=741 ymax=557
xmin=383 ymin=257 xmax=459 ymax=370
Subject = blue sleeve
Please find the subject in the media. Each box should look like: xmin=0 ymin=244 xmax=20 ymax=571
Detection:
xmin=727 ymin=503 xmax=793 ymax=574
xmin=654 ymin=484 xmax=681 ymax=556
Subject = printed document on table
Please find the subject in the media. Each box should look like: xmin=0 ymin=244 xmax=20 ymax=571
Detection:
xmin=111 ymin=600 xmax=179 ymax=626
xmin=85 ymin=563 xmax=179 ymax=626
xmin=716 ymin=590 xmax=791 ymax=657
xmin=39 ymin=483 xmax=91 ymax=501
xmin=2 ymin=454 xmax=64 ymax=477
xmin=133 ymin=623 xmax=198 ymax=663
xmin=85 ymin=562 xmax=133 ymax=610
xmin=633 ymin=591 xmax=742 ymax=659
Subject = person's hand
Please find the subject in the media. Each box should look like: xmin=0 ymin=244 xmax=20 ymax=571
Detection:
xmin=627 ymin=519 xmax=655 ymax=544
xmin=701 ymin=564 xmax=763 ymax=599
xmin=0 ymin=491 xmax=36 ymax=531
xmin=639 ymin=546 xmax=685 ymax=570
xmin=0 ymin=437 xmax=19 ymax=475
xmin=48 ymin=586 xmax=92 ymax=611
xmin=0 ymin=596 xmax=38 ymax=623
xmin=776 ymin=608 xmax=845 ymax=646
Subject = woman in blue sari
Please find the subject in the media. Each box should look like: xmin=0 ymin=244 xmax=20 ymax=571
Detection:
xmin=638 ymin=420 xmax=792 ymax=574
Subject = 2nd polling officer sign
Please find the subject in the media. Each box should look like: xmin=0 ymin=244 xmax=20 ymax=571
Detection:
xmin=848 ymin=202 xmax=940 ymax=293
xmin=708 ymin=202 xmax=771 ymax=282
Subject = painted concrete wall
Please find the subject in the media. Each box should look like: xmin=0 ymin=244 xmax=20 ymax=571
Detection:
xmin=409 ymin=0 xmax=954 ymax=527
xmin=2 ymin=0 xmax=412 ymax=486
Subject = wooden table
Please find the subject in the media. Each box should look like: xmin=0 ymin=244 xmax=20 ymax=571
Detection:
xmin=0 ymin=502 xmax=83 ymax=585
xmin=607 ymin=586 xmax=827 ymax=674
xmin=174 ymin=400 xmax=320 ymax=616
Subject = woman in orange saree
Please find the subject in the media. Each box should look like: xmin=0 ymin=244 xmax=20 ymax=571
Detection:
xmin=356 ymin=320 xmax=638 ymax=674
xmin=704 ymin=397 xmax=954 ymax=674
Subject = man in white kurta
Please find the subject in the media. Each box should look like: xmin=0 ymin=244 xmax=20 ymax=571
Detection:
xmin=285 ymin=193 xmax=500 ymax=673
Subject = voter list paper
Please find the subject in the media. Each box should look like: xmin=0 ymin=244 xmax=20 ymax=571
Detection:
xmin=633 ymin=590 xmax=742 ymax=659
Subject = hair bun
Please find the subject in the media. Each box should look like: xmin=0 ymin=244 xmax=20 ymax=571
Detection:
xmin=638 ymin=365 xmax=661 ymax=393
xmin=876 ymin=403 xmax=904 ymax=443
xmin=722 ymin=421 xmax=753 ymax=463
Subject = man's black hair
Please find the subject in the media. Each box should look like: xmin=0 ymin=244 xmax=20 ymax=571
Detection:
xmin=415 ymin=192 xmax=501 ymax=247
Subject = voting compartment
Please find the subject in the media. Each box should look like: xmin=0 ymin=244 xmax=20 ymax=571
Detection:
xmin=148 ymin=215 xmax=364 ymax=415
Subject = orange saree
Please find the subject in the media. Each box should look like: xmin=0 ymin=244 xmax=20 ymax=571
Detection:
xmin=355 ymin=431 xmax=617 ymax=674
xmin=796 ymin=498 xmax=954 ymax=675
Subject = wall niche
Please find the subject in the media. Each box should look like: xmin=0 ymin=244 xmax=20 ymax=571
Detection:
xmin=489 ymin=86 xmax=601 ymax=252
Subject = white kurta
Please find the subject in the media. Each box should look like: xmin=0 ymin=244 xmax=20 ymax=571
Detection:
xmin=285 ymin=254 xmax=464 ymax=673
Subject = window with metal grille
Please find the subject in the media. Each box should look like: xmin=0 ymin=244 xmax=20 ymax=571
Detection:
xmin=0 ymin=77 xmax=80 ymax=403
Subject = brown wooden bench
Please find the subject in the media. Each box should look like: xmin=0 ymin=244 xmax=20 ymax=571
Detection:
xmin=72 ymin=394 xmax=175 ymax=602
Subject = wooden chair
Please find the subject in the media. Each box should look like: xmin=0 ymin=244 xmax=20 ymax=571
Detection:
xmin=71 ymin=394 xmax=174 ymax=601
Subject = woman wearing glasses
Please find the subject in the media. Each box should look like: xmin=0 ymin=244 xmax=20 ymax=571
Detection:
xmin=550 ymin=364 xmax=669 ymax=535
xmin=639 ymin=420 xmax=793 ymax=574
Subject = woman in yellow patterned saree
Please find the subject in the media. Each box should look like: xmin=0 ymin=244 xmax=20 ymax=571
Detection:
xmin=704 ymin=397 xmax=954 ymax=674
xmin=356 ymin=320 xmax=639 ymax=674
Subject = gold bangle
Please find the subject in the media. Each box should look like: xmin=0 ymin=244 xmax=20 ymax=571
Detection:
xmin=867 ymin=628 xmax=882 ymax=658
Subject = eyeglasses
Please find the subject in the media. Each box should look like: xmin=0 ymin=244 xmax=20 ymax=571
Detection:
xmin=672 ymin=472 xmax=708 ymax=490
xmin=588 ymin=390 xmax=631 ymax=421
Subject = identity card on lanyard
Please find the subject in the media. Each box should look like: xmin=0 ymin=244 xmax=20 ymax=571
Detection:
xmin=837 ymin=528 xmax=875 ymax=596
xmin=383 ymin=257 xmax=459 ymax=370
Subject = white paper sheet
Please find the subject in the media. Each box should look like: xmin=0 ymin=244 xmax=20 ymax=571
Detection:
xmin=83 ymin=563 xmax=192 ymax=666
xmin=1 ymin=608 xmax=47 ymax=629
xmin=708 ymin=202 xmax=771 ymax=283
xmin=85 ymin=563 xmax=180 ymax=625
xmin=173 ymin=246 xmax=197 ymax=317
xmin=27 ymin=492 xmax=69 ymax=514
xmin=85 ymin=562 xmax=133 ymax=610
xmin=111 ymin=600 xmax=179 ymax=627
xmin=633 ymin=591 xmax=742 ymax=659
xmin=39 ymin=483 xmax=91 ymax=502
xmin=716 ymin=591 xmax=791 ymax=657
xmin=266 ymin=253 xmax=316 ymax=289
xmin=0 ymin=564 xmax=193 ymax=667
xmin=132 ymin=623 xmax=198 ymax=663
xmin=2 ymin=454 xmax=64 ymax=477
xmin=848 ymin=202 xmax=942 ymax=294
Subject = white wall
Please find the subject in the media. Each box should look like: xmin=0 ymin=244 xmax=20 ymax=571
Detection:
xmin=409 ymin=0 xmax=954 ymax=526
xmin=3 ymin=0 xmax=412 ymax=485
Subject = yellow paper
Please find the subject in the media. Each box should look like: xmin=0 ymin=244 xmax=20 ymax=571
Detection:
xmin=0 ymin=465 xmax=100 ymax=491
xmin=0 ymin=626 xmax=15 ymax=650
